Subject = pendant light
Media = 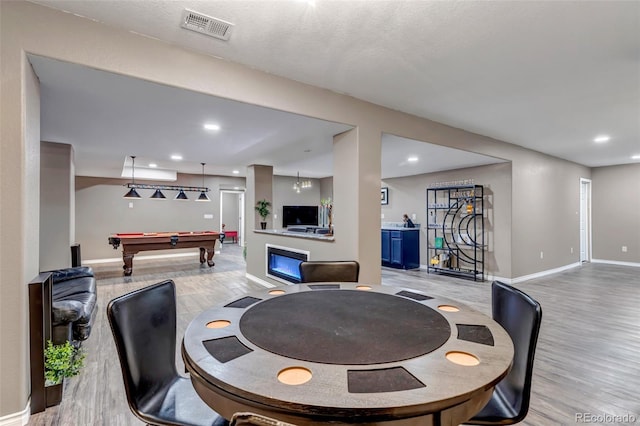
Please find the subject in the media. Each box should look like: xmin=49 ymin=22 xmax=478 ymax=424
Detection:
xmin=292 ymin=172 xmax=311 ymax=193
xmin=123 ymin=156 xmax=141 ymax=199
xmin=150 ymin=189 xmax=166 ymax=199
xmin=195 ymin=163 xmax=211 ymax=202
xmin=175 ymin=189 xmax=189 ymax=200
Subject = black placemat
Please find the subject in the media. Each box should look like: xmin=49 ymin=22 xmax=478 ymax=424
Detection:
xmin=225 ymin=296 xmax=262 ymax=308
xmin=456 ymin=324 xmax=494 ymax=346
xmin=395 ymin=290 xmax=433 ymax=301
xmin=348 ymin=367 xmax=426 ymax=393
xmin=203 ymin=336 xmax=253 ymax=363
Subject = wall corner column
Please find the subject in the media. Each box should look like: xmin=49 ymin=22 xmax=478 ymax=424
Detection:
xmin=245 ymin=165 xmax=273 ymax=278
xmin=333 ymin=127 xmax=382 ymax=284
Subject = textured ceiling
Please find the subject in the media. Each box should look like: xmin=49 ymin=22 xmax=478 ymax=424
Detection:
xmin=29 ymin=0 xmax=640 ymax=174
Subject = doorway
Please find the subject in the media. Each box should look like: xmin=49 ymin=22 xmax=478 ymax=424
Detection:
xmin=579 ymin=178 xmax=592 ymax=263
xmin=220 ymin=190 xmax=245 ymax=247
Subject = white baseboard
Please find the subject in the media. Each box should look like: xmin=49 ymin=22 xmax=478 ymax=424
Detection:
xmin=84 ymin=251 xmax=209 ymax=264
xmin=507 ymin=262 xmax=582 ymax=284
xmin=0 ymin=399 xmax=29 ymax=426
xmin=591 ymin=259 xmax=640 ymax=268
xmin=486 ymin=274 xmax=512 ymax=284
xmin=245 ymin=273 xmax=277 ymax=288
xmin=415 ymin=262 xmax=586 ymax=285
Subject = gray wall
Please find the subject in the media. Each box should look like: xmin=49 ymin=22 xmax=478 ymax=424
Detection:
xmin=592 ymin=164 xmax=640 ymax=263
xmin=76 ymin=174 xmax=245 ymax=260
xmin=382 ymin=162 xmax=512 ymax=278
xmin=40 ymin=142 xmax=75 ymax=270
xmin=510 ymin=152 xmax=591 ymax=277
xmin=320 ymin=177 xmax=334 ymax=202
xmin=272 ymin=175 xmax=321 ymax=228
xmin=0 ymin=48 xmax=41 ymax=417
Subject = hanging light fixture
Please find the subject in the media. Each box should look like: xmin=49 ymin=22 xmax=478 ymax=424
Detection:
xmin=175 ymin=189 xmax=189 ymax=200
xmin=150 ymin=189 xmax=166 ymax=200
xmin=195 ymin=163 xmax=211 ymax=202
xmin=122 ymin=156 xmax=210 ymax=200
xmin=293 ymin=172 xmax=311 ymax=193
xmin=123 ymin=155 xmax=141 ymax=199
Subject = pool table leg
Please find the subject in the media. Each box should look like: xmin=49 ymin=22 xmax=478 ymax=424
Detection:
xmin=123 ymin=253 xmax=133 ymax=276
xmin=202 ymin=246 xmax=215 ymax=267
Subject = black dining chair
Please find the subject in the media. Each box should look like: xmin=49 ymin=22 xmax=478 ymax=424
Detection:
xmin=107 ymin=280 xmax=228 ymax=426
xmin=298 ymin=260 xmax=360 ymax=283
xmin=466 ymin=281 xmax=542 ymax=425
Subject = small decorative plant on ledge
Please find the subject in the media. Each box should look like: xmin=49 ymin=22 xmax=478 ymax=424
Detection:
xmin=44 ymin=340 xmax=85 ymax=407
xmin=44 ymin=340 xmax=85 ymax=385
xmin=255 ymin=199 xmax=271 ymax=230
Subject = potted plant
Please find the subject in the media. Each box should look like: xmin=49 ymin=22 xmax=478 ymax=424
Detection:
xmin=44 ymin=340 xmax=85 ymax=407
xmin=255 ymin=199 xmax=271 ymax=230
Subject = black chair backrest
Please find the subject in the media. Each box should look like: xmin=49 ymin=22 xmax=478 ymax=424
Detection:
xmin=299 ymin=261 xmax=360 ymax=283
xmin=107 ymin=280 xmax=178 ymax=413
xmin=492 ymin=281 xmax=542 ymax=423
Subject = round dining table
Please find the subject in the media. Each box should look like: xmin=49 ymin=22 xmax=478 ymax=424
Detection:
xmin=182 ymin=283 xmax=514 ymax=426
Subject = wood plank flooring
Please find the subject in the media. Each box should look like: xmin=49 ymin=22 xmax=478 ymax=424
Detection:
xmin=29 ymin=247 xmax=640 ymax=425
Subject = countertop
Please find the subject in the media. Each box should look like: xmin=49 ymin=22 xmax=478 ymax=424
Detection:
xmin=254 ymin=229 xmax=335 ymax=241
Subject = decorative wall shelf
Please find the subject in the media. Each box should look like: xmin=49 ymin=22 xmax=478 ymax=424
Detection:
xmin=426 ymin=185 xmax=485 ymax=281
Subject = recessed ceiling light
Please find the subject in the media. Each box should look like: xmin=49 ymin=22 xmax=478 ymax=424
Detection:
xmin=204 ymin=123 xmax=220 ymax=131
xmin=171 ymin=154 xmax=183 ymax=161
xmin=232 ymin=170 xmax=240 ymax=174
xmin=632 ymin=154 xmax=640 ymax=160
xmin=148 ymin=163 xmax=157 ymax=168
xmin=407 ymin=156 xmax=419 ymax=162
xmin=593 ymin=135 xmax=610 ymax=143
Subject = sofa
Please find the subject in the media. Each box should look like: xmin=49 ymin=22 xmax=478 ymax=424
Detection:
xmin=49 ymin=266 xmax=97 ymax=344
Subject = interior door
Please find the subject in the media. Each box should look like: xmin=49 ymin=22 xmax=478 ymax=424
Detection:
xmin=579 ymin=178 xmax=591 ymax=262
xmin=238 ymin=192 xmax=245 ymax=247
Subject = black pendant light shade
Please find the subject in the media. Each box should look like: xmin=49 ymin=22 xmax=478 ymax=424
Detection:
xmin=123 ymin=155 xmax=141 ymax=199
xmin=175 ymin=190 xmax=189 ymax=200
xmin=195 ymin=163 xmax=211 ymax=202
xmin=124 ymin=187 xmax=141 ymax=199
xmin=150 ymin=189 xmax=166 ymax=199
xmin=197 ymin=191 xmax=210 ymax=201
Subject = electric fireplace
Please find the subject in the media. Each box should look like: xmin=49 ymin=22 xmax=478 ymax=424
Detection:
xmin=266 ymin=244 xmax=309 ymax=284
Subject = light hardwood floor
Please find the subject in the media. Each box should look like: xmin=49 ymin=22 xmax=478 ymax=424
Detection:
xmin=29 ymin=245 xmax=640 ymax=425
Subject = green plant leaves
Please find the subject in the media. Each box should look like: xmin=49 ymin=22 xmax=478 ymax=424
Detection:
xmin=44 ymin=340 xmax=86 ymax=385
xmin=255 ymin=199 xmax=271 ymax=220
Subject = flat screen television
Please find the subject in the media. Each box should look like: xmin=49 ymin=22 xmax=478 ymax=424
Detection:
xmin=282 ymin=205 xmax=319 ymax=228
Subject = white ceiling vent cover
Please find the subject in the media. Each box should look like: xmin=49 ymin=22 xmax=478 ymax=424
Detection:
xmin=181 ymin=9 xmax=234 ymax=41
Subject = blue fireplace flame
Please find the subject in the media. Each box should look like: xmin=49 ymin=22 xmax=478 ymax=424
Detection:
xmin=267 ymin=246 xmax=308 ymax=284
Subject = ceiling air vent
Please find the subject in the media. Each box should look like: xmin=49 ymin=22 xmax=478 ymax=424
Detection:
xmin=181 ymin=9 xmax=234 ymax=41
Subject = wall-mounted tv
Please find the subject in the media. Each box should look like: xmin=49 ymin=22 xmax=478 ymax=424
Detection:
xmin=282 ymin=205 xmax=319 ymax=228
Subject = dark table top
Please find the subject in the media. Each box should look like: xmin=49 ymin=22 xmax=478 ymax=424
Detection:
xmin=182 ymin=283 xmax=513 ymax=424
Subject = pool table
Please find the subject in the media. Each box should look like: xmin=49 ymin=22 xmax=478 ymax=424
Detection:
xmin=108 ymin=231 xmax=220 ymax=276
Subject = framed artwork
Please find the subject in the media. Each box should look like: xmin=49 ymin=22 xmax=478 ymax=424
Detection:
xmin=381 ymin=187 xmax=389 ymax=205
